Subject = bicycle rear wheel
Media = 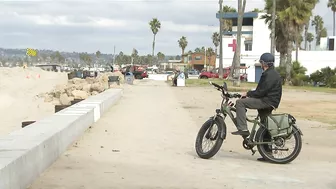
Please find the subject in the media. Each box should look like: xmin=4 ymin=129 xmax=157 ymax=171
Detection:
xmin=256 ymin=125 xmax=302 ymax=164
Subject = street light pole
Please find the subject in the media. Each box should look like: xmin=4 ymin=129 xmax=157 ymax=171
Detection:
xmin=219 ymin=0 xmax=224 ymax=79
xmin=113 ymin=45 xmax=116 ymax=65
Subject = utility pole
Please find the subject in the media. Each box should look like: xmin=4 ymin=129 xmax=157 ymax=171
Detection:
xmin=204 ymin=47 xmax=207 ymax=71
xmin=270 ymin=0 xmax=276 ymax=55
xmin=218 ymin=0 xmax=224 ymax=79
xmin=113 ymin=45 xmax=116 ymax=65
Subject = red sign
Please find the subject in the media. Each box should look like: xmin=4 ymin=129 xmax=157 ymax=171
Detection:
xmin=228 ymin=39 xmax=237 ymax=52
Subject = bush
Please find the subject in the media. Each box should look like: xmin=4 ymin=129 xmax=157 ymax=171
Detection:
xmin=275 ymin=66 xmax=286 ymax=85
xmin=291 ymin=74 xmax=309 ymax=86
xmin=309 ymin=66 xmax=336 ymax=88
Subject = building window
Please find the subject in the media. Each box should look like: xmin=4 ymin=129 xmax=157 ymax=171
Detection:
xmin=245 ymin=43 xmax=252 ymax=51
xmin=195 ymin=56 xmax=202 ymax=60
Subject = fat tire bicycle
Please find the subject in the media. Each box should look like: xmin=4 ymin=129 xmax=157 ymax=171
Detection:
xmin=195 ymin=81 xmax=303 ymax=164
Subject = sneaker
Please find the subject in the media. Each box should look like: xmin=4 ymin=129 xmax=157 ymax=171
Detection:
xmin=231 ymin=130 xmax=250 ymax=136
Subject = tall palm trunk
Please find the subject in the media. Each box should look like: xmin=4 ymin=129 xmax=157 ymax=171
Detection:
xmin=286 ymin=40 xmax=293 ymax=82
xmin=295 ymin=26 xmax=300 ymax=62
xmin=182 ymin=49 xmax=185 ymax=62
xmin=304 ymin=23 xmax=308 ymax=50
xmin=152 ymin=34 xmax=156 ymax=65
xmin=333 ymin=11 xmax=336 ymax=36
xmin=279 ymin=52 xmax=286 ymax=67
xmin=232 ymin=0 xmax=246 ymax=87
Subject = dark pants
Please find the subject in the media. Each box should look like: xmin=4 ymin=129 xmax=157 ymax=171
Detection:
xmin=235 ymin=98 xmax=271 ymax=131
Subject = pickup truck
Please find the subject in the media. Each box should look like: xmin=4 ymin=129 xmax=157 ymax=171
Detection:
xmin=199 ymin=67 xmax=248 ymax=81
xmin=121 ymin=65 xmax=148 ymax=79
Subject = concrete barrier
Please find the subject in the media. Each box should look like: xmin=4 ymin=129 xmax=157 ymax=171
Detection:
xmin=148 ymin=74 xmax=169 ymax=81
xmin=0 ymin=88 xmax=123 ymax=189
xmin=148 ymin=74 xmax=199 ymax=81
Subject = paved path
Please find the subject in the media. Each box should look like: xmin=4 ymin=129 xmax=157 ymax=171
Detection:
xmin=30 ymin=80 xmax=336 ymax=189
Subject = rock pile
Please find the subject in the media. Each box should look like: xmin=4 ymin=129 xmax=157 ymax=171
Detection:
xmin=43 ymin=71 xmax=124 ymax=105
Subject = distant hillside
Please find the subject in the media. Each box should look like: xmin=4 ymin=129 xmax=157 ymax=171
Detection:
xmin=0 ymin=47 xmax=181 ymax=67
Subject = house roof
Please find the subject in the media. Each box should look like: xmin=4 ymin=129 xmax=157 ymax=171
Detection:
xmin=216 ymin=12 xmax=259 ymax=19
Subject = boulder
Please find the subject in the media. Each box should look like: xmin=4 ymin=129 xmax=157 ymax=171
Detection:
xmin=91 ymin=83 xmax=105 ymax=93
xmin=44 ymin=72 xmax=122 ymax=105
xmin=44 ymin=94 xmax=53 ymax=102
xmin=65 ymin=84 xmax=77 ymax=97
xmin=82 ymin=84 xmax=91 ymax=92
xmin=91 ymin=91 xmax=99 ymax=96
xmin=71 ymin=90 xmax=88 ymax=99
xmin=69 ymin=78 xmax=85 ymax=85
xmin=59 ymin=93 xmax=72 ymax=105
xmin=85 ymin=77 xmax=96 ymax=84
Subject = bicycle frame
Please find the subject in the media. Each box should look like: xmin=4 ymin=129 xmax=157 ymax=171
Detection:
xmin=214 ymin=94 xmax=273 ymax=145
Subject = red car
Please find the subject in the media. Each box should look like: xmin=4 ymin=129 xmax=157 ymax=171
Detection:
xmin=121 ymin=65 xmax=148 ymax=79
xmin=199 ymin=66 xmax=248 ymax=81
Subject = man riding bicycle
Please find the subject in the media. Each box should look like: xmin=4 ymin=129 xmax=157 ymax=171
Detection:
xmin=231 ymin=52 xmax=283 ymax=137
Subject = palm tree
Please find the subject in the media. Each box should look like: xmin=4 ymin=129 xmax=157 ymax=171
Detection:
xmin=303 ymin=19 xmax=310 ymax=50
xmin=277 ymin=0 xmax=317 ymax=79
xmin=178 ymin=36 xmax=188 ymax=61
xmin=263 ymin=0 xmax=317 ymax=81
xmin=328 ymin=0 xmax=336 ymax=36
xmin=206 ymin=47 xmax=216 ymax=68
xmin=306 ymin=32 xmax=314 ymax=50
xmin=211 ymin=32 xmax=220 ymax=55
xmin=149 ymin=18 xmax=161 ymax=64
xmin=262 ymin=0 xmax=288 ymax=67
xmin=221 ymin=6 xmax=237 ymax=33
xmin=312 ymin=15 xmax=325 ymax=46
xmin=321 ymin=27 xmax=328 ymax=37
xmin=157 ymin=52 xmax=165 ymax=62
xmin=131 ymin=48 xmax=138 ymax=65
xmin=96 ymin=50 xmax=101 ymax=64
xmin=251 ymin=8 xmax=263 ymax=12
xmin=194 ymin=48 xmax=202 ymax=53
xmin=231 ymin=0 xmax=246 ymax=87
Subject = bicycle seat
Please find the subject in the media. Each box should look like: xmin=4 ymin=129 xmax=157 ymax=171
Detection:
xmin=257 ymin=107 xmax=274 ymax=119
xmin=258 ymin=107 xmax=274 ymax=112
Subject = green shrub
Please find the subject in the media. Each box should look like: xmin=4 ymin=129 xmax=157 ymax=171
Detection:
xmin=291 ymin=74 xmax=309 ymax=86
xmin=309 ymin=66 xmax=336 ymax=88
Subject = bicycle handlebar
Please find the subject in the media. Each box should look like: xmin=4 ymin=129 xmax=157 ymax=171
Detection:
xmin=209 ymin=81 xmax=242 ymax=99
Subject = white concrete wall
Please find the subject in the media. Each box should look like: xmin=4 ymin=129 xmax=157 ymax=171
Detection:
xmin=232 ymin=26 xmax=253 ymax=32
xmin=216 ymin=12 xmax=336 ymax=82
xmin=216 ymin=50 xmax=336 ymax=79
xmin=294 ymin=51 xmax=336 ymax=74
xmin=252 ymin=14 xmax=271 ymax=54
xmin=0 ymin=88 xmax=123 ymax=189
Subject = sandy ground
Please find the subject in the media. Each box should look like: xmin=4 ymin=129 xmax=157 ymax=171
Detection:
xmin=0 ymin=67 xmax=67 ymax=136
xmin=29 ymin=80 xmax=336 ymax=189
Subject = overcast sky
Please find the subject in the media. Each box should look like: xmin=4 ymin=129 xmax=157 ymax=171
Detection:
xmin=0 ymin=0 xmax=333 ymax=55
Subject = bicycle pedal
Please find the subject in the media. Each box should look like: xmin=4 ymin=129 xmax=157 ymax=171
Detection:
xmin=251 ymin=149 xmax=256 ymax=156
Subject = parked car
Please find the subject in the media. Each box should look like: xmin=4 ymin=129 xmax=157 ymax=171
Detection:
xmin=187 ymin=69 xmax=200 ymax=75
xmin=121 ymin=65 xmax=148 ymax=79
xmin=199 ymin=66 xmax=248 ymax=81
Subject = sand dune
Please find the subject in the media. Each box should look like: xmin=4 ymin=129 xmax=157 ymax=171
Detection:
xmin=0 ymin=67 xmax=68 ymax=136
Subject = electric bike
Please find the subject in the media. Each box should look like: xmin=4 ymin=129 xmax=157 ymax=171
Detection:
xmin=195 ymin=81 xmax=303 ymax=164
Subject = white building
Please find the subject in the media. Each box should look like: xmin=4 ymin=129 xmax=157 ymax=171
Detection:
xmin=216 ymin=12 xmax=336 ymax=82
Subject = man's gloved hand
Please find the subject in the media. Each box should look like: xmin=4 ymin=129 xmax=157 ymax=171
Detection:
xmin=240 ymin=91 xmax=247 ymax=98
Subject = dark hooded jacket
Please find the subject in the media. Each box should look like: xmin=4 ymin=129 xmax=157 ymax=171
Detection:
xmin=246 ymin=66 xmax=282 ymax=108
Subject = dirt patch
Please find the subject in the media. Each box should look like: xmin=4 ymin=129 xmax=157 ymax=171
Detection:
xmin=171 ymin=85 xmax=336 ymax=161
xmin=173 ymin=86 xmax=336 ymax=127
